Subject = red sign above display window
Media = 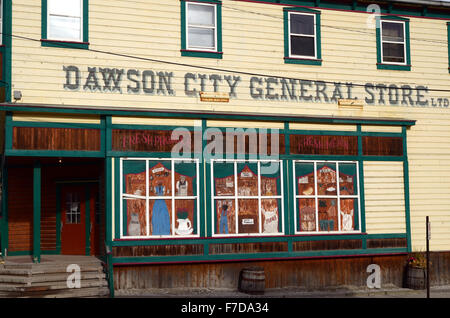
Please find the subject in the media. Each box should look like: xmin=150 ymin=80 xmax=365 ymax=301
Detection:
xmin=290 ymin=134 xmax=358 ymax=156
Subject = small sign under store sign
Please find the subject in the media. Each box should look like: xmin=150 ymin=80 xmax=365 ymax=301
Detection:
xmin=242 ymin=219 xmax=254 ymax=225
xmin=200 ymin=92 xmax=230 ymax=102
xmin=338 ymin=99 xmax=364 ymax=107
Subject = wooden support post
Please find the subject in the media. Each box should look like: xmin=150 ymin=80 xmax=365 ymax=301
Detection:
xmin=33 ymin=160 xmax=41 ymax=263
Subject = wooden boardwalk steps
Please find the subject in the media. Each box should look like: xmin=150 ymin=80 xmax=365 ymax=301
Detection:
xmin=0 ymin=255 xmax=110 ymax=298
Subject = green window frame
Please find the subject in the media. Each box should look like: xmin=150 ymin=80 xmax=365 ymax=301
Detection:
xmin=180 ymin=0 xmax=223 ymax=59
xmin=41 ymin=0 xmax=89 ymax=50
xmin=376 ymin=16 xmax=411 ymax=71
xmin=283 ymin=7 xmax=322 ymax=66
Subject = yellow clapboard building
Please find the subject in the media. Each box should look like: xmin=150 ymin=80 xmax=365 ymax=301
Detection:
xmin=0 ymin=0 xmax=449 ymax=295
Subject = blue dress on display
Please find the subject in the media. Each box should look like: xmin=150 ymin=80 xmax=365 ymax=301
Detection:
xmin=152 ymin=185 xmax=171 ymax=235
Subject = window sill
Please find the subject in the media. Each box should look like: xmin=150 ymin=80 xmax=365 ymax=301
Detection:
xmin=41 ymin=39 xmax=90 ymax=50
xmin=284 ymin=57 xmax=322 ymax=65
xmin=181 ymin=49 xmax=223 ymax=59
xmin=377 ymin=63 xmax=411 ymax=71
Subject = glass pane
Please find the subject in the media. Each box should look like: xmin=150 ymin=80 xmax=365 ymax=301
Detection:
xmin=237 ymin=162 xmax=258 ymax=197
xmin=124 ymin=198 xmax=146 ymax=236
xmin=261 ymin=199 xmax=281 ymax=234
xmin=174 ymin=161 xmax=197 ymax=197
xmin=296 ymin=162 xmax=315 ymax=196
xmin=298 ymin=198 xmax=316 ymax=232
xmin=188 ymin=3 xmax=215 ymax=26
xmin=318 ymin=198 xmax=338 ymax=231
xmin=316 ymin=163 xmax=337 ymax=196
xmin=383 ymin=43 xmax=405 ymax=63
xmin=122 ymin=160 xmax=146 ymax=197
xmin=261 ymin=161 xmax=281 ymax=196
xmin=339 ymin=163 xmax=358 ymax=195
xmin=215 ymin=199 xmax=236 ymax=234
xmin=238 ymin=199 xmax=259 ymax=234
xmin=290 ymin=35 xmax=315 ymax=57
xmin=290 ymin=13 xmax=314 ymax=35
xmin=48 ymin=0 xmax=81 ymax=17
xmin=174 ymin=199 xmax=197 ymax=236
xmin=213 ymin=162 xmax=235 ymax=196
xmin=148 ymin=161 xmax=172 ymax=197
xmin=188 ymin=27 xmax=215 ymax=49
xmin=382 ymin=21 xmax=404 ymax=42
xmin=340 ymin=199 xmax=358 ymax=231
xmin=149 ymin=199 xmax=172 ymax=236
xmin=48 ymin=16 xmax=81 ymax=41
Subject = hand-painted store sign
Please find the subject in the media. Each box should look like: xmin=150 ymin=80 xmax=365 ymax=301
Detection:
xmin=63 ymin=66 xmax=449 ymax=107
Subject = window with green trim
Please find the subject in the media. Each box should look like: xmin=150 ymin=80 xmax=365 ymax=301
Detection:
xmin=376 ymin=17 xmax=411 ymax=71
xmin=294 ymin=160 xmax=361 ymax=234
xmin=211 ymin=159 xmax=284 ymax=237
xmin=181 ymin=0 xmax=222 ymax=59
xmin=0 ymin=0 xmax=3 ymax=45
xmin=41 ymin=0 xmax=89 ymax=49
xmin=284 ymin=7 xmax=322 ymax=65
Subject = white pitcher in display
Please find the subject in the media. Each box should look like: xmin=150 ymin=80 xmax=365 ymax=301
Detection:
xmin=175 ymin=218 xmax=193 ymax=235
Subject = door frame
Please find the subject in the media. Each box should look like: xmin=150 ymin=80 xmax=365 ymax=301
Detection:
xmin=56 ymin=180 xmax=100 ymax=255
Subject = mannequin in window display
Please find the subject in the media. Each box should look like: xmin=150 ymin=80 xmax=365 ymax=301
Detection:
xmin=152 ymin=182 xmax=171 ymax=235
xmin=176 ymin=175 xmax=188 ymax=196
xmin=219 ymin=204 xmax=229 ymax=234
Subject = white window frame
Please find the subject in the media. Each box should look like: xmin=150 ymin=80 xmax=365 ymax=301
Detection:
xmin=293 ymin=160 xmax=361 ymax=235
xmin=211 ymin=159 xmax=285 ymax=237
xmin=288 ymin=11 xmax=317 ymax=60
xmin=47 ymin=0 xmax=83 ymax=42
xmin=380 ymin=20 xmax=407 ymax=66
xmin=120 ymin=157 xmax=200 ymax=239
xmin=186 ymin=1 xmax=217 ymax=52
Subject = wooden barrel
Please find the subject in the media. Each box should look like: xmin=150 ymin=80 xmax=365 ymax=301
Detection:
xmin=405 ymin=266 xmax=426 ymax=290
xmin=238 ymin=267 xmax=265 ymax=295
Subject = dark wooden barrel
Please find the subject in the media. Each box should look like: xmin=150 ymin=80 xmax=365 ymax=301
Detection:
xmin=405 ymin=266 xmax=426 ymax=290
xmin=238 ymin=267 xmax=265 ymax=295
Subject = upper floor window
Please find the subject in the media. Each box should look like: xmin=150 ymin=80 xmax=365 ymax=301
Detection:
xmin=181 ymin=0 xmax=223 ymax=59
xmin=376 ymin=17 xmax=411 ymax=71
xmin=283 ymin=7 xmax=322 ymax=65
xmin=41 ymin=0 xmax=89 ymax=49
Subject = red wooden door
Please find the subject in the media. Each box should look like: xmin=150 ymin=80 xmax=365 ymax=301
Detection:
xmin=61 ymin=185 xmax=86 ymax=255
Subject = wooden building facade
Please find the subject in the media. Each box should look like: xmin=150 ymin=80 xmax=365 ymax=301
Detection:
xmin=0 ymin=0 xmax=450 ymax=295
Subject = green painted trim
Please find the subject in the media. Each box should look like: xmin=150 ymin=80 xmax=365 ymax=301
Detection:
xmin=236 ymin=0 xmax=450 ymax=20
xmin=8 ymin=250 xmax=60 ymax=256
xmin=114 ymin=158 xmax=121 ymax=239
xmin=284 ymin=7 xmax=322 ymax=65
xmin=105 ymin=157 xmax=115 ymax=296
xmin=5 ymin=112 xmax=12 ymax=151
xmin=200 ymin=120 xmax=207 ymax=238
xmin=357 ymin=125 xmax=366 ymax=235
xmin=402 ymin=127 xmax=412 ymax=252
xmin=376 ymin=17 xmax=411 ymax=71
xmin=2 ymin=0 xmax=12 ymax=102
xmin=56 ymin=185 xmax=62 ymax=253
xmin=0 ymin=105 xmax=416 ymax=126
xmin=105 ymin=116 xmax=112 ymax=156
xmin=111 ymin=247 xmax=408 ymax=264
xmin=85 ymin=185 xmax=91 ymax=256
xmin=180 ymin=0 xmax=223 ymax=59
xmin=41 ymin=0 xmax=89 ymax=49
xmin=41 ymin=40 xmax=89 ymax=50
xmin=181 ymin=50 xmax=223 ymax=59
xmin=33 ymin=161 xmax=41 ymax=263
xmin=107 ymin=151 xmax=200 ymax=158
xmin=284 ymin=58 xmax=322 ymax=65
